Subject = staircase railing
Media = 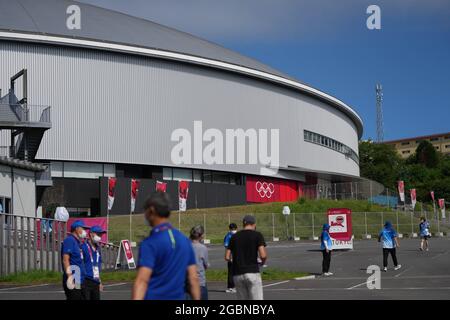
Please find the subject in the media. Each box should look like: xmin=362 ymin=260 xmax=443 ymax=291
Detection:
xmin=0 ymin=103 xmax=51 ymax=124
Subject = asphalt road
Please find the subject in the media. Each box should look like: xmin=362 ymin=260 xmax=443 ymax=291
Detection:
xmin=1 ymin=238 xmax=449 ymax=300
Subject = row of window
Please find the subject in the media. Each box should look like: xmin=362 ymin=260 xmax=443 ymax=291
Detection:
xmin=51 ymin=162 xmax=115 ymax=179
xmin=162 ymin=167 xmax=243 ymax=185
xmin=400 ymin=136 xmax=450 ymax=146
xmin=304 ymin=130 xmax=359 ymax=164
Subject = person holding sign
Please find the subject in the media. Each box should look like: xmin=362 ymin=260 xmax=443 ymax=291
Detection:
xmin=320 ymin=223 xmax=333 ymax=276
xmin=82 ymin=225 xmax=106 ymax=300
xmin=61 ymin=220 xmax=88 ymax=300
xmin=132 ymin=191 xmax=200 ymax=300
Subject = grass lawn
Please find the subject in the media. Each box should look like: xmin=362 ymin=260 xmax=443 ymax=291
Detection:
xmin=0 ymin=269 xmax=309 ymax=285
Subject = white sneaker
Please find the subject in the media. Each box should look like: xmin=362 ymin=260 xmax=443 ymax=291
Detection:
xmin=382 ymin=267 xmax=387 ymax=272
xmin=394 ymin=265 xmax=402 ymax=271
xmin=225 ymin=288 xmax=236 ymax=293
xmin=323 ymin=272 xmax=333 ymax=276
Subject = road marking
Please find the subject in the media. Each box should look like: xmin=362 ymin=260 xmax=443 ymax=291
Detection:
xmin=394 ymin=267 xmax=411 ymax=278
xmin=431 ymin=250 xmax=449 ymax=259
xmin=103 ymin=282 xmax=127 ymax=288
xmin=0 ymin=284 xmax=50 ymax=291
xmin=347 ymin=281 xmax=367 ymax=290
xmin=263 ymin=280 xmax=290 ymax=288
xmin=295 ymin=275 xmax=316 ymax=280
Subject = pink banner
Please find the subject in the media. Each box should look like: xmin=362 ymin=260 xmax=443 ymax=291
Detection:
xmin=398 ymin=181 xmax=405 ymax=202
xmin=131 ymin=179 xmax=140 ymax=212
xmin=67 ymin=217 xmax=108 ymax=243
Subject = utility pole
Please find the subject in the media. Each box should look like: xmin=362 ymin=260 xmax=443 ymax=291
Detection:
xmin=376 ymin=84 xmax=384 ymax=142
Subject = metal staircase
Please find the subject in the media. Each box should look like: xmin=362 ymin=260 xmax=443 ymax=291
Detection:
xmin=0 ymin=69 xmax=51 ymax=162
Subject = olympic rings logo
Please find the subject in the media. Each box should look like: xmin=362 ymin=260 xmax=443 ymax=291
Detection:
xmin=255 ymin=181 xmax=275 ymax=198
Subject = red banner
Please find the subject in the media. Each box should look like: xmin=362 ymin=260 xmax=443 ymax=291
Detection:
xmin=178 ymin=180 xmax=189 ymax=211
xmin=430 ymin=191 xmax=435 ymax=201
xmin=156 ymin=180 xmax=167 ymax=192
xmin=410 ymin=189 xmax=417 ymax=209
xmin=438 ymin=198 xmax=445 ymax=209
xmin=398 ymin=181 xmax=405 ymax=202
xmin=246 ymin=176 xmax=300 ymax=203
xmin=107 ymin=177 xmax=117 ymax=211
xmin=131 ymin=179 xmax=140 ymax=212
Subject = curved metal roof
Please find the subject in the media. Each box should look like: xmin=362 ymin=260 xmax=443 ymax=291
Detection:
xmin=0 ymin=0 xmax=363 ymax=137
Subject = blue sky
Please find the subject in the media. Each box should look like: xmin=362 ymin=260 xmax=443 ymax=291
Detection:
xmin=78 ymin=0 xmax=450 ymax=141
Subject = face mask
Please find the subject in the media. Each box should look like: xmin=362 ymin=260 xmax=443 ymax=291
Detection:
xmin=92 ymin=235 xmax=102 ymax=243
xmin=79 ymin=229 xmax=87 ymax=239
xmin=231 ymin=230 xmax=237 ymax=234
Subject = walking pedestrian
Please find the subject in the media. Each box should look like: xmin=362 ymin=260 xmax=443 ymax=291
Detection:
xmin=82 ymin=225 xmax=106 ymax=300
xmin=419 ymin=217 xmax=431 ymax=251
xmin=320 ymin=223 xmax=333 ymax=276
xmin=378 ymin=221 xmax=401 ymax=272
xmin=223 ymin=223 xmax=237 ymax=293
xmin=225 ymin=215 xmax=266 ymax=300
xmin=132 ymin=191 xmax=200 ymax=300
xmin=188 ymin=225 xmax=209 ymax=300
xmin=61 ymin=220 xmax=88 ymax=300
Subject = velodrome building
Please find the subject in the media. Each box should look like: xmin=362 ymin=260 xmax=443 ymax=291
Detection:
xmin=0 ymin=0 xmax=371 ymax=216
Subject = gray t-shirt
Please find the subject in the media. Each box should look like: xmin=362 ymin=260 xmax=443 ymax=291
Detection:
xmin=192 ymin=242 xmax=209 ymax=287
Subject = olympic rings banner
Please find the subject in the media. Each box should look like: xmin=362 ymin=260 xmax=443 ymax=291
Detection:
xmin=246 ymin=175 xmax=300 ymax=203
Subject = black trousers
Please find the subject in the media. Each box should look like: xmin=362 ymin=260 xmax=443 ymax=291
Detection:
xmin=84 ymin=278 xmax=101 ymax=300
xmin=63 ymin=279 xmax=86 ymax=300
xmin=322 ymin=250 xmax=331 ymax=273
xmin=383 ymin=248 xmax=398 ymax=268
xmin=227 ymin=261 xmax=235 ymax=289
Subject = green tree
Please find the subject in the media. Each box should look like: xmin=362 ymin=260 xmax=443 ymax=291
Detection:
xmin=415 ymin=140 xmax=440 ymax=168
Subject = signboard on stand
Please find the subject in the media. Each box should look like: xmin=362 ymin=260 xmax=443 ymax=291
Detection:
xmin=115 ymin=239 xmax=136 ymax=270
xmin=327 ymin=208 xmax=353 ymax=250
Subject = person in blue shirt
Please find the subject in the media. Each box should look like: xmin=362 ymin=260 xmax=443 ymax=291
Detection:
xmin=82 ymin=225 xmax=105 ymax=300
xmin=223 ymin=222 xmax=237 ymax=293
xmin=320 ymin=223 xmax=333 ymax=276
xmin=419 ymin=217 xmax=431 ymax=251
xmin=61 ymin=220 xmax=88 ymax=300
xmin=132 ymin=191 xmax=200 ymax=300
xmin=378 ymin=221 xmax=401 ymax=272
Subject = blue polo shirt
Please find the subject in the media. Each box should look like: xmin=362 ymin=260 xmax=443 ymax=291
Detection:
xmin=61 ymin=234 xmax=86 ymax=284
xmin=379 ymin=227 xmax=398 ymax=249
xmin=320 ymin=231 xmax=333 ymax=250
xmin=138 ymin=223 xmax=196 ymax=300
xmin=81 ymin=241 xmax=102 ymax=283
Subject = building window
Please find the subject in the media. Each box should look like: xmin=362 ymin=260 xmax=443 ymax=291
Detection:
xmin=172 ymin=168 xmax=192 ymax=182
xmin=401 ymin=142 xmax=410 ymax=146
xmin=303 ymin=130 xmax=359 ymax=164
xmin=103 ymin=164 xmax=116 ymax=177
xmin=163 ymin=167 xmax=173 ymax=180
xmin=402 ymin=150 xmax=410 ymax=154
xmin=50 ymin=162 xmax=63 ymax=177
xmin=446 ymin=145 xmax=450 ymax=149
xmin=193 ymin=170 xmax=202 ymax=182
xmin=430 ymin=138 xmax=439 ymax=141
xmin=203 ymin=171 xmax=212 ymax=183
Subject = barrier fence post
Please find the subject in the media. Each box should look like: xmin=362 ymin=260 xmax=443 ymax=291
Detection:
xmin=410 ymin=212 xmax=414 ymax=236
xmin=20 ymin=216 xmax=24 ymax=273
xmin=293 ymin=212 xmax=297 ymax=239
xmin=33 ymin=219 xmax=37 ymax=271
xmin=203 ymin=213 xmax=207 ymax=240
xmin=228 ymin=213 xmax=231 ymax=225
xmin=40 ymin=219 xmax=44 ymax=271
xmin=46 ymin=220 xmax=50 ymax=271
xmin=312 ymin=213 xmax=315 ymax=239
xmin=272 ymin=213 xmax=275 ymax=240
xmin=396 ymin=211 xmax=400 ymax=234
xmin=27 ymin=217 xmax=31 ymax=272
xmin=7 ymin=215 xmax=11 ymax=274
xmin=364 ymin=212 xmax=368 ymax=236
xmin=14 ymin=216 xmax=18 ymax=274
xmin=0 ymin=214 xmax=4 ymax=276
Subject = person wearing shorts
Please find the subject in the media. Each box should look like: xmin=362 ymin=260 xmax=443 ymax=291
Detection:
xmin=419 ymin=217 xmax=431 ymax=251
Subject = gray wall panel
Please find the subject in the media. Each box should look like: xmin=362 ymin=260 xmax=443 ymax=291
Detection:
xmin=0 ymin=41 xmax=360 ymax=178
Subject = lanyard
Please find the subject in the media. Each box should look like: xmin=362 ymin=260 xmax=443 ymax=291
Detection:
xmin=152 ymin=223 xmax=176 ymax=249
xmin=86 ymin=242 xmax=100 ymax=265
xmin=70 ymin=234 xmax=84 ymax=261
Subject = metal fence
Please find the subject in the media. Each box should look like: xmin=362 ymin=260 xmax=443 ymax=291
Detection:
xmin=0 ymin=213 xmax=119 ymax=277
xmin=109 ymin=211 xmax=450 ymax=245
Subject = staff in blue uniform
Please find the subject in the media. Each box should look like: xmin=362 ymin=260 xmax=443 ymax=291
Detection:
xmin=132 ymin=191 xmax=200 ymax=300
xmin=82 ymin=225 xmax=106 ymax=300
xmin=223 ymin=223 xmax=237 ymax=293
xmin=419 ymin=217 xmax=431 ymax=251
xmin=61 ymin=220 xmax=88 ymax=300
xmin=320 ymin=223 xmax=333 ymax=276
xmin=378 ymin=221 xmax=401 ymax=272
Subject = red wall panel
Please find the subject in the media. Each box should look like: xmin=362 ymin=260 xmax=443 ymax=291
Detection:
xmin=246 ymin=175 xmax=301 ymax=203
